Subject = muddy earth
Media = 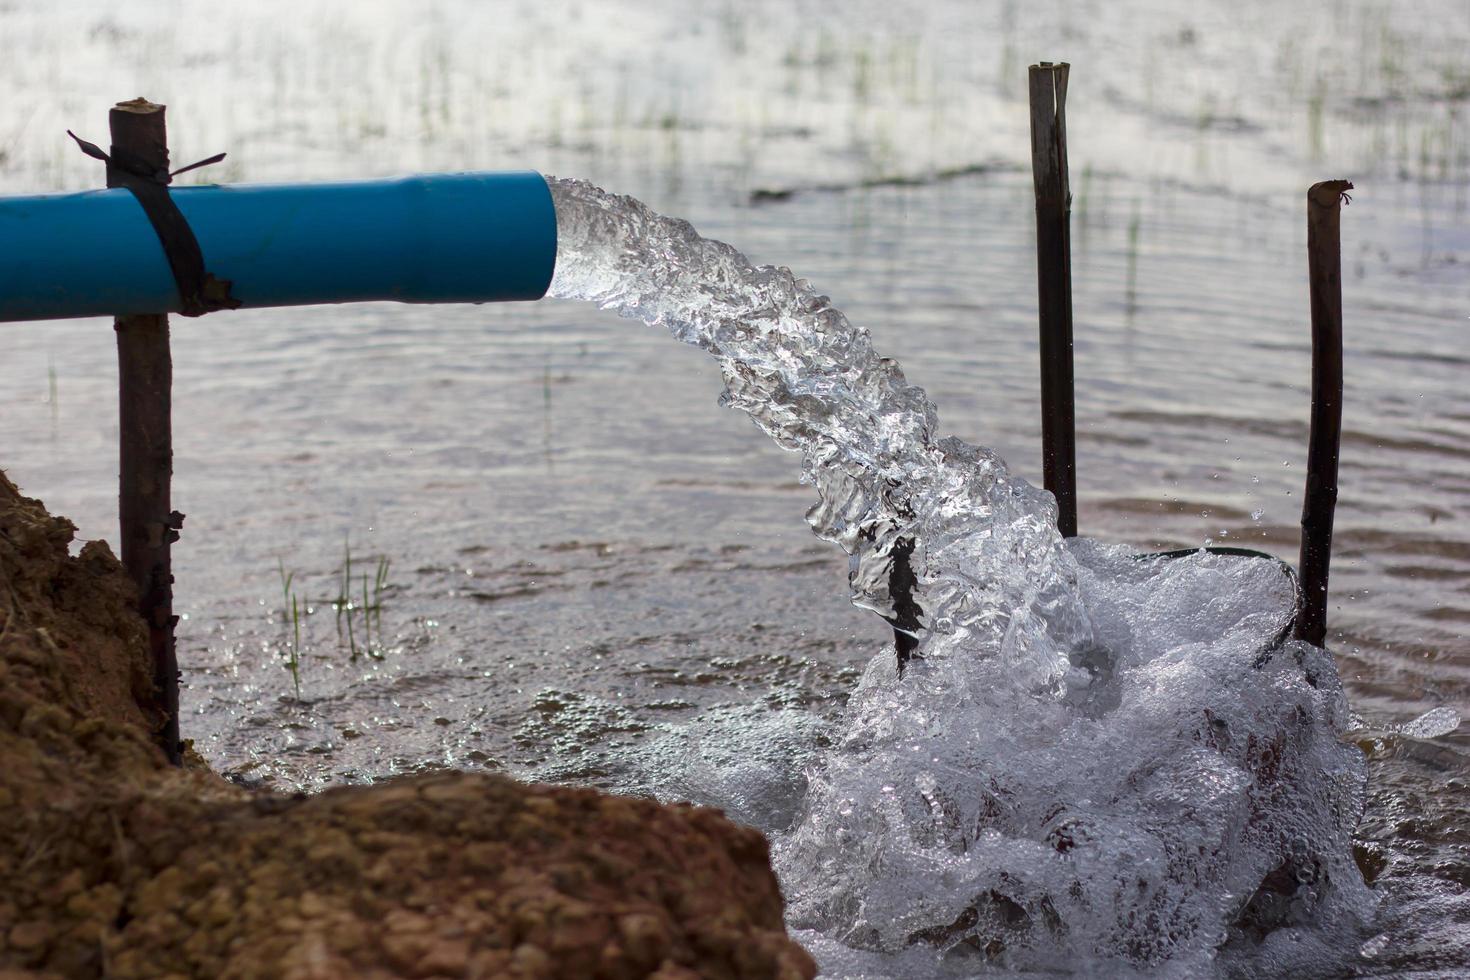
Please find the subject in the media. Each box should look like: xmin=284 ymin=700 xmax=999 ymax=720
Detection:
xmin=0 ymin=470 xmax=815 ymax=980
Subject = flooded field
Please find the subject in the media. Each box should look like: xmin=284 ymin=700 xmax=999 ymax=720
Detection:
xmin=1 ymin=0 xmax=1467 ymax=975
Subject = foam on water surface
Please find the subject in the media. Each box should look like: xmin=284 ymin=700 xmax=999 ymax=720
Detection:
xmin=546 ymin=176 xmax=1374 ymax=976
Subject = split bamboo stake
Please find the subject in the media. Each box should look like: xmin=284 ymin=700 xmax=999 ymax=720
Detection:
xmin=1295 ymin=179 xmax=1352 ymax=648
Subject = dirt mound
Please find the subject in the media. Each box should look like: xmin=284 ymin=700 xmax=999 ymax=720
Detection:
xmin=0 ymin=471 xmax=815 ymax=979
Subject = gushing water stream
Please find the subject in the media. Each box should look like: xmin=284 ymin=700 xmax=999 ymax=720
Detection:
xmin=547 ymin=176 xmax=1376 ymax=977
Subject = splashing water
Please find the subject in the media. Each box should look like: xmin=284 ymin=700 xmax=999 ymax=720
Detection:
xmin=547 ymin=177 xmax=1374 ymax=977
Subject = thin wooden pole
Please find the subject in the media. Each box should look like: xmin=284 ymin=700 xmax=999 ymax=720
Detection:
xmin=110 ymin=98 xmax=182 ymax=764
xmin=890 ymin=537 xmax=922 ymax=673
xmin=1295 ymin=179 xmax=1352 ymax=647
xmin=1029 ymin=62 xmax=1078 ymax=538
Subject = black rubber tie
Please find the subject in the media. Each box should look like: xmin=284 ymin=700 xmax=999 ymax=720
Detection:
xmin=68 ymin=130 xmax=240 ymax=317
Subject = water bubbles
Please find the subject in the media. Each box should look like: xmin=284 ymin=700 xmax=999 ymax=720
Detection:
xmin=547 ymin=176 xmax=1373 ymax=976
xmin=1395 ymin=706 xmax=1462 ymax=739
xmin=1359 ymin=932 xmax=1391 ymax=958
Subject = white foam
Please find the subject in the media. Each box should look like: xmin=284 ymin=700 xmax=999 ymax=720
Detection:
xmin=1395 ymin=706 xmax=1462 ymax=741
xmin=547 ymin=176 xmax=1374 ymax=975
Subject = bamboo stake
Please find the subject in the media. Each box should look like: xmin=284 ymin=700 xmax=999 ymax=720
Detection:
xmin=1295 ymin=179 xmax=1352 ymax=648
xmin=110 ymin=98 xmax=182 ymax=764
xmin=1029 ymin=62 xmax=1078 ymax=537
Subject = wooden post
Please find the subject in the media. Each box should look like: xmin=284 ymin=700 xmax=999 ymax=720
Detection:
xmin=110 ymin=98 xmax=182 ymax=764
xmin=1295 ymin=179 xmax=1352 ymax=647
xmin=890 ymin=537 xmax=922 ymax=673
xmin=1029 ymin=62 xmax=1078 ymax=538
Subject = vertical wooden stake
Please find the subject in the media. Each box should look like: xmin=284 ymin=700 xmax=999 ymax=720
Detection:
xmin=110 ymin=98 xmax=182 ymax=764
xmin=890 ymin=537 xmax=922 ymax=673
xmin=1296 ymin=179 xmax=1352 ymax=647
xmin=1029 ymin=62 xmax=1078 ymax=538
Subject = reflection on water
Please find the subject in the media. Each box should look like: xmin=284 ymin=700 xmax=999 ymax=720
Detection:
xmin=0 ymin=0 xmax=1466 ymax=975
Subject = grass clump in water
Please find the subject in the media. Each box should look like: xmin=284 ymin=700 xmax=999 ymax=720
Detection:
xmin=275 ymin=544 xmax=395 ymax=695
xmin=277 ymin=558 xmax=303 ymax=698
xmin=333 ymin=539 xmax=391 ymax=662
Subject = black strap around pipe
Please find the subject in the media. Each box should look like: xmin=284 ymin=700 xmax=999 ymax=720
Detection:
xmin=68 ymin=130 xmax=239 ymax=317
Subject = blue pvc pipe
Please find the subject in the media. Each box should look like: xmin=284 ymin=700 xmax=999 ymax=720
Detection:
xmin=0 ymin=171 xmax=556 ymax=321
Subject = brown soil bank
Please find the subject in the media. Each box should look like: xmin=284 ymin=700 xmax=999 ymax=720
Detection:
xmin=0 ymin=471 xmax=816 ymax=980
